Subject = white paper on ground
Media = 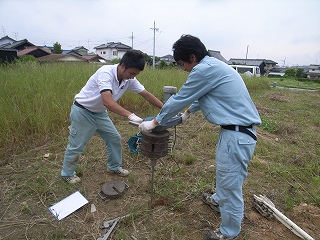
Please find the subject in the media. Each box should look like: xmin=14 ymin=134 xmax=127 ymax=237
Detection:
xmin=48 ymin=191 xmax=89 ymax=221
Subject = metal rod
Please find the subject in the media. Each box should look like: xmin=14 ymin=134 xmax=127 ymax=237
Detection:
xmin=150 ymin=159 xmax=157 ymax=206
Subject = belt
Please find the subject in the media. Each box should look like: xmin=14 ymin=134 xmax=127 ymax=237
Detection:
xmin=74 ymin=101 xmax=98 ymax=115
xmin=221 ymin=125 xmax=257 ymax=141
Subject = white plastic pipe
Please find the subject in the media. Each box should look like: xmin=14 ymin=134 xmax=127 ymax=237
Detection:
xmin=253 ymin=194 xmax=314 ymax=240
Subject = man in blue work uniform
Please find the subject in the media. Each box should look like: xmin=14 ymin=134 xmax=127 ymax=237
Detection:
xmin=139 ymin=35 xmax=261 ymax=240
xmin=61 ymin=50 xmax=163 ymax=184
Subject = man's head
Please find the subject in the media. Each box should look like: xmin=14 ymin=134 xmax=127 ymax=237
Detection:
xmin=118 ymin=50 xmax=145 ymax=80
xmin=119 ymin=49 xmax=145 ymax=71
xmin=172 ymin=35 xmax=209 ymax=70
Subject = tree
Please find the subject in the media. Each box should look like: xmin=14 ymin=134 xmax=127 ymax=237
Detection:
xmin=143 ymin=53 xmax=153 ymax=66
xmin=53 ymin=42 xmax=63 ymax=54
xmin=284 ymin=68 xmax=297 ymax=78
xmin=296 ymin=68 xmax=304 ymax=78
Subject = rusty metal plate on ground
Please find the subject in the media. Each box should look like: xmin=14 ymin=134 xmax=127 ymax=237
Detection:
xmin=99 ymin=180 xmax=128 ymax=200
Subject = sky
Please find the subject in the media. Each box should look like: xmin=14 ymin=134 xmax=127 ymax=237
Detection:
xmin=0 ymin=0 xmax=319 ymax=66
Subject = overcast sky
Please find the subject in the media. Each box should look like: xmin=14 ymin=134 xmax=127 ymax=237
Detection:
xmin=1 ymin=0 xmax=319 ymax=66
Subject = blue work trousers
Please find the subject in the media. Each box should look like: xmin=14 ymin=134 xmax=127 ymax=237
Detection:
xmin=212 ymin=128 xmax=257 ymax=238
xmin=61 ymin=104 xmax=122 ymax=177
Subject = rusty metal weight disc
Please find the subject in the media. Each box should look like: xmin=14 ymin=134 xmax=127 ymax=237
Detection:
xmin=99 ymin=180 xmax=128 ymax=200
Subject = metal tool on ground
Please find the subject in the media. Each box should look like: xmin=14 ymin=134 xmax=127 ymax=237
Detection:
xmin=98 ymin=180 xmax=129 ymax=200
xmin=97 ymin=214 xmax=130 ymax=240
xmin=253 ymin=194 xmax=315 ymax=240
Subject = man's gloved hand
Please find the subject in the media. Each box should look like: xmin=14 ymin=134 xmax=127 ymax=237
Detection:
xmin=139 ymin=119 xmax=157 ymax=132
xmin=128 ymin=113 xmax=143 ymax=124
xmin=181 ymin=109 xmax=192 ymax=123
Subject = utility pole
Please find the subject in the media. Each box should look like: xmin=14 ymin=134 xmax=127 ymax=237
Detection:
xmin=245 ymin=45 xmax=249 ymax=65
xmin=128 ymin=32 xmax=134 ymax=49
xmin=131 ymin=32 xmax=134 ymax=48
xmin=150 ymin=21 xmax=159 ymax=68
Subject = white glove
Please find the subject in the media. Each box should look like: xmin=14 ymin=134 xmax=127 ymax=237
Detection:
xmin=181 ymin=110 xmax=191 ymax=123
xmin=139 ymin=119 xmax=157 ymax=132
xmin=128 ymin=113 xmax=143 ymax=123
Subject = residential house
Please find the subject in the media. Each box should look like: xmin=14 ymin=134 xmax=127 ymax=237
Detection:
xmin=0 ymin=39 xmax=35 ymax=51
xmin=94 ymin=42 xmax=132 ymax=61
xmin=72 ymin=46 xmax=88 ymax=56
xmin=17 ymin=46 xmax=50 ymax=58
xmin=40 ymin=45 xmax=54 ymax=53
xmin=208 ymin=50 xmax=227 ymax=63
xmin=227 ymin=58 xmax=278 ymax=75
xmin=37 ymin=53 xmax=87 ymax=63
xmin=156 ymin=54 xmax=175 ymax=66
xmin=268 ymin=65 xmax=287 ymax=77
xmin=61 ymin=46 xmax=89 ymax=56
xmin=0 ymin=37 xmax=35 ymax=63
xmin=0 ymin=48 xmax=17 ymax=63
xmin=0 ymin=35 xmax=16 ymax=46
xmin=307 ymin=64 xmax=320 ymax=79
xmin=81 ymin=54 xmax=110 ymax=64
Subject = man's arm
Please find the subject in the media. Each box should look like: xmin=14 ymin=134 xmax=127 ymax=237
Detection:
xmin=101 ymin=91 xmax=132 ymax=117
xmin=139 ymin=89 xmax=163 ymax=109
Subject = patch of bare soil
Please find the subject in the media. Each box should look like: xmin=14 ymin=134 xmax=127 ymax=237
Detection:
xmin=264 ymin=92 xmax=289 ymax=102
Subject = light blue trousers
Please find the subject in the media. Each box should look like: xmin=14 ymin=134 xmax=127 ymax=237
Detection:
xmin=212 ymin=128 xmax=257 ymax=238
xmin=61 ymin=104 xmax=122 ymax=177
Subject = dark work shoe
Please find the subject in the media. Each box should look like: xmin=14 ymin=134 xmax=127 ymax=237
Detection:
xmin=205 ymin=229 xmax=237 ymax=240
xmin=201 ymin=192 xmax=220 ymax=213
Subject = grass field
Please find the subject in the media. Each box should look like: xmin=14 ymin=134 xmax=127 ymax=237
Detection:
xmin=0 ymin=62 xmax=319 ymax=239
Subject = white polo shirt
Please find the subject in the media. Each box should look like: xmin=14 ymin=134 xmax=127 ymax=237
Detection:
xmin=74 ymin=64 xmax=145 ymax=112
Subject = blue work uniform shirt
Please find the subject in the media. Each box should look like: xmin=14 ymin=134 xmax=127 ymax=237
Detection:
xmin=155 ymin=56 xmax=261 ymax=127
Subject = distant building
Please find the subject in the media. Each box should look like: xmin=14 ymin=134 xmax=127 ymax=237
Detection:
xmin=0 ymin=39 xmax=35 ymax=51
xmin=208 ymin=50 xmax=227 ymax=63
xmin=0 ymin=35 xmax=16 ymax=46
xmin=307 ymin=64 xmax=320 ymax=79
xmin=81 ymin=54 xmax=110 ymax=64
xmin=268 ymin=65 xmax=287 ymax=77
xmin=227 ymin=58 xmax=278 ymax=75
xmin=0 ymin=48 xmax=17 ymax=63
xmin=94 ymin=42 xmax=132 ymax=61
xmin=17 ymin=46 xmax=50 ymax=58
xmin=156 ymin=54 xmax=176 ymax=66
xmin=37 ymin=53 xmax=87 ymax=63
xmin=0 ymin=36 xmax=33 ymax=63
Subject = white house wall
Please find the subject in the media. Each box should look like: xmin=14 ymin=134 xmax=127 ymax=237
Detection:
xmin=96 ymin=48 xmax=127 ymax=61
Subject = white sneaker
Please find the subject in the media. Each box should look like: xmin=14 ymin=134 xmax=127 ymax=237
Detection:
xmin=107 ymin=167 xmax=129 ymax=177
xmin=62 ymin=175 xmax=81 ymax=184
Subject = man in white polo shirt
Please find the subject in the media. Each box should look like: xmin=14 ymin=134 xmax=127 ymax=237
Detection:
xmin=61 ymin=50 xmax=163 ymax=184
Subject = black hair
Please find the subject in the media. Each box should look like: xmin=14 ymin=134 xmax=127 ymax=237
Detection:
xmin=172 ymin=34 xmax=209 ymax=63
xmin=119 ymin=49 xmax=145 ymax=71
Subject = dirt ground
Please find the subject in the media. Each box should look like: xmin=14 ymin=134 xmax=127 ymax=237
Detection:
xmin=0 ymin=114 xmax=319 ymax=240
